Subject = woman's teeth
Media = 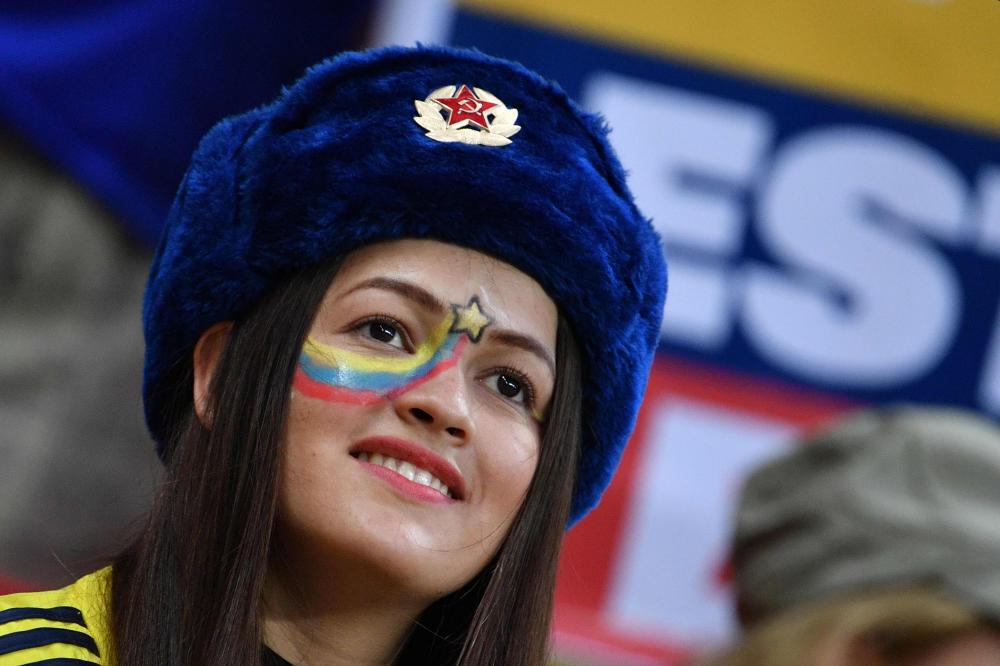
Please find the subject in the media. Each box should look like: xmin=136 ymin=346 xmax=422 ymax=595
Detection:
xmin=357 ymin=452 xmax=452 ymax=498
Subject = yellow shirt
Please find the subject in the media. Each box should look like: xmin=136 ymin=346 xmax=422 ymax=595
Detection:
xmin=0 ymin=567 xmax=111 ymax=665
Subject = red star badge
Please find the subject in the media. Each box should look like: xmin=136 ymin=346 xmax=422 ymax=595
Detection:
xmin=433 ymin=85 xmax=498 ymax=131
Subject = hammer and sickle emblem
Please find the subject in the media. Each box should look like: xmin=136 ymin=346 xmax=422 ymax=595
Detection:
xmin=457 ymin=98 xmax=483 ymax=113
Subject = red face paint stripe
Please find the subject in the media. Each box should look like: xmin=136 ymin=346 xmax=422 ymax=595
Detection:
xmin=294 ymin=337 xmax=468 ymax=405
xmin=293 ymin=368 xmax=383 ymax=405
xmin=384 ymin=337 xmax=468 ymax=399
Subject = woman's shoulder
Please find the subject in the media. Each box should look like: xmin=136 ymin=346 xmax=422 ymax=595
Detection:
xmin=0 ymin=566 xmax=112 ymax=664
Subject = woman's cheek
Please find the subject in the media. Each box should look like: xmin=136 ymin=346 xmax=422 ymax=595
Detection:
xmin=481 ymin=425 xmax=539 ymax=510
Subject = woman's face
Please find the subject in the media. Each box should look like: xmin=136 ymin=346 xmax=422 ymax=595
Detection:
xmin=277 ymin=239 xmax=558 ymax=603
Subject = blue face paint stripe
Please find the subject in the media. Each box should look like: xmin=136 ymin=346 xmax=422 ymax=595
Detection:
xmin=299 ymin=334 xmax=461 ymax=394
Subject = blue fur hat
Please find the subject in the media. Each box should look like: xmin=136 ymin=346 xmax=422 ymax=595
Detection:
xmin=143 ymin=45 xmax=666 ymax=524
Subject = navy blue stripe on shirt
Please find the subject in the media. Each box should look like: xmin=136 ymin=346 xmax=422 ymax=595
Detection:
xmin=0 ymin=606 xmax=86 ymax=628
xmin=22 ymin=660 xmax=98 ymax=665
xmin=0 ymin=627 xmax=99 ymax=656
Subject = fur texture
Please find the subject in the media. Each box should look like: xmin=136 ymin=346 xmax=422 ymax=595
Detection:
xmin=143 ymin=45 xmax=667 ymax=524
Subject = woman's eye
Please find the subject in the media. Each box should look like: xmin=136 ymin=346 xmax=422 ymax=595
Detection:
xmin=365 ymin=320 xmax=405 ymax=349
xmin=487 ymin=371 xmax=526 ymax=404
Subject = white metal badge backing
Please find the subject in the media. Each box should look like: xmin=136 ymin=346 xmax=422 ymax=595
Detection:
xmin=414 ymin=84 xmax=520 ymax=146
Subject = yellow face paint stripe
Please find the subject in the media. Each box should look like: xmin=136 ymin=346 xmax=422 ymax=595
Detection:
xmin=303 ymin=314 xmax=454 ymax=374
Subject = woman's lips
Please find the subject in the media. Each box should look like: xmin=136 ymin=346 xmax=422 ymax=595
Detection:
xmin=350 ymin=436 xmax=466 ymax=502
xmin=359 ymin=460 xmax=454 ymax=505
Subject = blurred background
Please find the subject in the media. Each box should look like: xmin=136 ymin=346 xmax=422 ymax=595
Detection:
xmin=1 ymin=1 xmax=997 ymax=663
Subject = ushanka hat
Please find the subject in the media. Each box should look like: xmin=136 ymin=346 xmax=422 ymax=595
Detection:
xmin=732 ymin=406 xmax=1000 ymax=626
xmin=143 ymin=45 xmax=667 ymax=524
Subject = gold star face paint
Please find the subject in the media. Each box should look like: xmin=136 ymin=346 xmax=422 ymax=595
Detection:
xmin=293 ymin=297 xmax=546 ymax=423
xmin=448 ymin=296 xmax=491 ymax=342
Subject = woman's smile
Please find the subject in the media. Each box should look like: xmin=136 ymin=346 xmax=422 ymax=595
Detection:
xmin=350 ymin=435 xmax=466 ymax=502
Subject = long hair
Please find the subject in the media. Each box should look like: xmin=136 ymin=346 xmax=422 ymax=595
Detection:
xmin=111 ymin=259 xmax=582 ymax=665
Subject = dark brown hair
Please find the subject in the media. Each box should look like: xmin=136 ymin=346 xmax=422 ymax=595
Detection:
xmin=111 ymin=258 xmax=582 ymax=665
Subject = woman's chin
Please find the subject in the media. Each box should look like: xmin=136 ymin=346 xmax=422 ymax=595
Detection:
xmin=274 ymin=507 xmax=490 ymax=603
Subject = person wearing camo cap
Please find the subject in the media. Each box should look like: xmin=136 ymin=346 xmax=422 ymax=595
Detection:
xmin=703 ymin=405 xmax=1000 ymax=666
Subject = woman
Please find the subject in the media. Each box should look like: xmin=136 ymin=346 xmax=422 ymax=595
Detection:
xmin=0 ymin=46 xmax=666 ymax=664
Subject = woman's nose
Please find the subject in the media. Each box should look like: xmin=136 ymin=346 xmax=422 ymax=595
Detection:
xmin=393 ymin=366 xmax=475 ymax=443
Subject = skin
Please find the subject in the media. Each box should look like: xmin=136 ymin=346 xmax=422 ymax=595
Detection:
xmin=194 ymin=239 xmax=558 ymax=665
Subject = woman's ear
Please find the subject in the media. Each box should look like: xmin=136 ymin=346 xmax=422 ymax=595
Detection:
xmin=193 ymin=321 xmax=233 ymax=428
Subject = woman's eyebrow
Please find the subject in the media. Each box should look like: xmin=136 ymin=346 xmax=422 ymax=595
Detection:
xmin=343 ymin=278 xmax=554 ymax=373
xmin=488 ymin=330 xmax=556 ymax=377
xmin=344 ymin=277 xmax=447 ymax=315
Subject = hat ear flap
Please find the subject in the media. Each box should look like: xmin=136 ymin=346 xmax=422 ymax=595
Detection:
xmin=143 ymin=110 xmax=265 ymax=451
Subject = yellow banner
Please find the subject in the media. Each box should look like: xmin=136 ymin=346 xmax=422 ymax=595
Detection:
xmin=459 ymin=0 xmax=1000 ymax=135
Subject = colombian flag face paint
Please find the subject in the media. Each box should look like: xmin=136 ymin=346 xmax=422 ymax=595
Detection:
xmin=293 ymin=297 xmax=545 ymax=422
xmin=294 ymin=297 xmax=489 ymax=406
xmin=294 ymin=315 xmax=467 ymax=406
